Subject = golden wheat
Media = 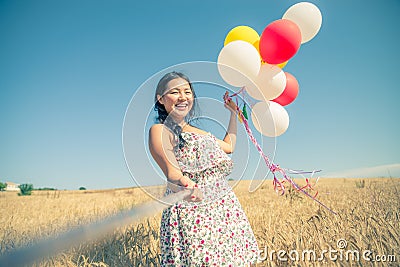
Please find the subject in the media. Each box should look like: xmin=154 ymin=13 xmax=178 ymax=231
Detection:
xmin=0 ymin=178 xmax=399 ymax=266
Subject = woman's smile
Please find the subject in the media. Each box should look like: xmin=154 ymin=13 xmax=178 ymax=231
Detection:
xmin=174 ymin=101 xmax=190 ymax=111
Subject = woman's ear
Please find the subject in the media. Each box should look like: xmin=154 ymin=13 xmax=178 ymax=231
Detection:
xmin=157 ymin=94 xmax=164 ymax=105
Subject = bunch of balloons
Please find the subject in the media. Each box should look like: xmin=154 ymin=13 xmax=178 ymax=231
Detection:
xmin=217 ymin=2 xmax=322 ymax=137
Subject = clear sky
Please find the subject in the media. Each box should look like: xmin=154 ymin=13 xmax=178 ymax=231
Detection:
xmin=1 ymin=0 xmax=399 ymax=190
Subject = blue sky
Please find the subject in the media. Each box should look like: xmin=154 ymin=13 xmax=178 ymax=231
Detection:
xmin=1 ymin=0 xmax=399 ymax=190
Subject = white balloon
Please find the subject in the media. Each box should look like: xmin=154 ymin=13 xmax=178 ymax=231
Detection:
xmin=251 ymin=101 xmax=289 ymax=137
xmin=217 ymin=40 xmax=261 ymax=87
xmin=245 ymin=64 xmax=286 ymax=101
xmin=283 ymin=2 xmax=322 ymax=44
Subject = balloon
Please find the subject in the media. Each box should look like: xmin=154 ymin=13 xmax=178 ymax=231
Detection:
xmin=283 ymin=2 xmax=322 ymax=44
xmin=217 ymin=40 xmax=261 ymax=87
xmin=253 ymin=39 xmax=266 ymax=64
xmin=251 ymin=101 xmax=289 ymax=137
xmin=272 ymin=72 xmax=299 ymax=106
xmin=276 ymin=61 xmax=288 ymax=69
xmin=245 ymin=64 xmax=286 ymax=101
xmin=254 ymin=39 xmax=286 ymax=67
xmin=224 ymin=26 xmax=260 ymax=46
xmin=253 ymin=39 xmax=261 ymax=55
xmin=255 ymin=40 xmax=287 ymax=68
xmin=259 ymin=19 xmax=301 ymax=64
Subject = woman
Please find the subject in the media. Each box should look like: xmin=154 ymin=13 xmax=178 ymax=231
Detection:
xmin=149 ymin=71 xmax=259 ymax=266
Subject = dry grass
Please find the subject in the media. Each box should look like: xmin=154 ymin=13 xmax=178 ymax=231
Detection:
xmin=0 ymin=178 xmax=399 ymax=266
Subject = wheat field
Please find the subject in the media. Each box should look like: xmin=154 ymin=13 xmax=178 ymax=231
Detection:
xmin=0 ymin=178 xmax=399 ymax=266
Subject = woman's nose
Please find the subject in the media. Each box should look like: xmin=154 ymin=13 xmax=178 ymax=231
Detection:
xmin=178 ymin=91 xmax=187 ymax=100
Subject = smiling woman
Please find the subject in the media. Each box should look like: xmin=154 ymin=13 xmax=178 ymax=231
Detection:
xmin=152 ymin=72 xmax=199 ymax=151
xmin=148 ymin=71 xmax=259 ymax=266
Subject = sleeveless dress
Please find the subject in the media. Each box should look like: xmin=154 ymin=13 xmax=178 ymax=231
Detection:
xmin=160 ymin=132 xmax=259 ymax=266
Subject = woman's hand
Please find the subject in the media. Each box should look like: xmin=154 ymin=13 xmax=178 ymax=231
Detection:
xmin=224 ymin=99 xmax=238 ymax=114
xmin=219 ymin=91 xmax=238 ymax=154
xmin=223 ymin=91 xmax=238 ymax=115
xmin=183 ymin=183 xmax=203 ymax=202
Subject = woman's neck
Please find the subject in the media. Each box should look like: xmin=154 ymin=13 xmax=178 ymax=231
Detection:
xmin=165 ymin=117 xmax=187 ymax=129
xmin=178 ymin=121 xmax=188 ymax=129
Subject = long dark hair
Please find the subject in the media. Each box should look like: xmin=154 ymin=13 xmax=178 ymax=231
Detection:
xmin=154 ymin=71 xmax=198 ymax=149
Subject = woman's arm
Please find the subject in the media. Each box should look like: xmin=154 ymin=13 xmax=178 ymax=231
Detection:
xmin=149 ymin=124 xmax=196 ymax=189
xmin=217 ymin=99 xmax=238 ymax=154
xmin=148 ymin=124 xmax=201 ymax=200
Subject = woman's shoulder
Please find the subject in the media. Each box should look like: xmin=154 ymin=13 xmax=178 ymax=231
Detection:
xmin=149 ymin=123 xmax=164 ymax=131
xmin=149 ymin=124 xmax=174 ymax=138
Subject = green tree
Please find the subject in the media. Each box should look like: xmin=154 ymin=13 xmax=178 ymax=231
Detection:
xmin=18 ymin=183 xmax=34 ymax=196
xmin=0 ymin=182 xmax=6 ymax=191
xmin=79 ymin=187 xmax=86 ymax=190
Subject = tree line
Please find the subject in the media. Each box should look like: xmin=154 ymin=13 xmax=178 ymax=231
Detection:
xmin=0 ymin=182 xmax=87 ymax=196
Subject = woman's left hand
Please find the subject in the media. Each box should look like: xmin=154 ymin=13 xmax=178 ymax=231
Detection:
xmin=224 ymin=98 xmax=238 ymax=114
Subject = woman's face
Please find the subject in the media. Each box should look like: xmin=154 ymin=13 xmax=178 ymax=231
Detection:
xmin=157 ymin=78 xmax=194 ymax=121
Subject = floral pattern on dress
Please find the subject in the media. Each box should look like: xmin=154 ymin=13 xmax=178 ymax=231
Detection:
xmin=160 ymin=132 xmax=259 ymax=266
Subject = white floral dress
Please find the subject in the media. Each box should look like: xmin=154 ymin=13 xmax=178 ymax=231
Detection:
xmin=160 ymin=132 xmax=259 ymax=266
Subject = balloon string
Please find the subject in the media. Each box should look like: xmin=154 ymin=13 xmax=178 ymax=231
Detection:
xmin=230 ymin=86 xmax=246 ymax=97
xmin=223 ymin=90 xmax=337 ymax=215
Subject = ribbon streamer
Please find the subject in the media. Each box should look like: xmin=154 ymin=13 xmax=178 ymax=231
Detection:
xmin=224 ymin=90 xmax=336 ymax=215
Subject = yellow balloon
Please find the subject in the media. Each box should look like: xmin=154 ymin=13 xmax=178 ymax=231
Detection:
xmin=253 ymin=39 xmax=260 ymax=54
xmin=253 ymin=39 xmax=269 ymax=65
xmin=276 ymin=61 xmax=288 ymax=69
xmin=224 ymin=26 xmax=260 ymax=46
xmin=262 ymin=60 xmax=288 ymax=68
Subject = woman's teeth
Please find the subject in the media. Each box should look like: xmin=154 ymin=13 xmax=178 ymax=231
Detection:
xmin=175 ymin=104 xmax=188 ymax=108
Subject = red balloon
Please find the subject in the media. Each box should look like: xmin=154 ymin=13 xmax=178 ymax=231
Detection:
xmin=259 ymin=19 xmax=302 ymax=64
xmin=272 ymin=72 xmax=299 ymax=106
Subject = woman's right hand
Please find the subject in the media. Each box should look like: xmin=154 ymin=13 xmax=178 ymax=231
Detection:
xmin=183 ymin=183 xmax=203 ymax=202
